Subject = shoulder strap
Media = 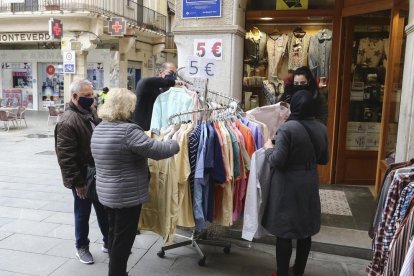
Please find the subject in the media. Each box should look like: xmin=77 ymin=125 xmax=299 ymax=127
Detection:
xmin=297 ymin=120 xmax=319 ymax=160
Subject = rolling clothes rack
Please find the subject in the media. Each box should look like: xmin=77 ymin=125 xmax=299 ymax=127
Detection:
xmin=156 ymin=69 xmax=238 ymax=266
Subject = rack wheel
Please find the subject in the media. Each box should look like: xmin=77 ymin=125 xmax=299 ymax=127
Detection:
xmin=223 ymin=246 xmax=231 ymax=254
xmin=157 ymin=250 xmax=165 ymax=258
xmin=198 ymin=256 xmax=206 ymax=266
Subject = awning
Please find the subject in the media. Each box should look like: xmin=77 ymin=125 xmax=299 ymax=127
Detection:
xmin=167 ymin=0 xmax=175 ymax=14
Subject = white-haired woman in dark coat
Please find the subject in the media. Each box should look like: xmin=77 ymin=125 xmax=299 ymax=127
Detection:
xmin=263 ymin=91 xmax=329 ymax=276
xmin=91 ymin=88 xmax=179 ymax=276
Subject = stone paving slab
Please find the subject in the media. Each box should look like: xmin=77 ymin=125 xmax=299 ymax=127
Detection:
xmin=0 ymin=220 xmax=60 ymax=236
xmin=0 ymin=197 xmax=50 ymax=210
xmin=0 ymin=183 xmax=66 ymax=194
xmin=132 ymin=232 xmax=160 ymax=250
xmin=0 ymin=234 xmax=63 ymax=254
xmin=46 ymin=224 xmax=103 ymax=244
xmin=0 ymin=190 xmax=66 ymax=202
xmin=48 ymin=259 xmax=107 ymax=276
xmin=0 ymin=232 xmax=13 ymax=242
xmin=45 ymin=240 xmax=108 ymax=263
xmin=0 ymin=207 xmax=53 ymax=221
xmin=43 ymin=212 xmax=75 ymax=225
xmin=0 ymin=248 xmax=68 ymax=275
xmin=0 ymin=219 xmax=14 ymax=228
xmin=0 ymin=270 xmax=35 ymax=276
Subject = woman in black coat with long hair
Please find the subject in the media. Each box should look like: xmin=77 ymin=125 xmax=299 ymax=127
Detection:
xmin=263 ymin=91 xmax=329 ymax=276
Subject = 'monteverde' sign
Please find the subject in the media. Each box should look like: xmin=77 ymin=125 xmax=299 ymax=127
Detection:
xmin=0 ymin=32 xmax=52 ymax=43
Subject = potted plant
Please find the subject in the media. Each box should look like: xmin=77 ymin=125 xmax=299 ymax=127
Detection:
xmin=44 ymin=0 xmax=60 ymax=11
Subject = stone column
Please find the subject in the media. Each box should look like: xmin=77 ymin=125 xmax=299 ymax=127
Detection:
xmin=61 ymin=34 xmax=95 ymax=103
xmin=395 ymin=0 xmax=414 ymax=161
xmin=119 ymin=28 xmax=136 ymax=88
xmin=62 ymin=51 xmax=89 ymax=103
xmin=173 ymin=0 xmax=246 ymax=101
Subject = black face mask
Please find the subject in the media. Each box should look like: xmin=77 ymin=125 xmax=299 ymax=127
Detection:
xmin=293 ymin=84 xmax=310 ymax=92
xmin=78 ymin=97 xmax=94 ymax=112
xmin=164 ymin=72 xmax=177 ymax=81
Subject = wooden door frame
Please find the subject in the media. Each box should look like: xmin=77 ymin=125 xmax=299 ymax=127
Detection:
xmin=374 ymin=0 xmax=408 ymax=197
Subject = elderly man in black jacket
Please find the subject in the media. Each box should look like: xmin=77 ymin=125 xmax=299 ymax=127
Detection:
xmin=133 ymin=62 xmax=183 ymax=131
xmin=55 ymin=79 xmax=109 ymax=265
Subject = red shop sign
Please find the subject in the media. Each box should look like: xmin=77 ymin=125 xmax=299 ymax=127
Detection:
xmin=46 ymin=65 xmax=55 ymax=75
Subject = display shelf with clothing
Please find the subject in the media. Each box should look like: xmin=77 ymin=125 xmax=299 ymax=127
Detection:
xmin=242 ymin=23 xmax=333 ymax=112
xmin=346 ymin=26 xmax=390 ymax=152
xmin=367 ymin=159 xmax=414 ymax=275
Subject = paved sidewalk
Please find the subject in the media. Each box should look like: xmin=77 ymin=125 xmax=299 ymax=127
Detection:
xmin=0 ymin=111 xmax=370 ymax=275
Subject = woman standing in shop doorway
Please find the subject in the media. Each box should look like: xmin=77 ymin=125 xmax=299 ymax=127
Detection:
xmin=263 ymin=91 xmax=329 ymax=276
xmin=280 ymin=66 xmax=328 ymax=125
xmin=91 ymin=88 xmax=179 ymax=276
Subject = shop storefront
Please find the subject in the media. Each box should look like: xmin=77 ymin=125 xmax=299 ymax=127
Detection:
xmin=0 ymin=49 xmax=115 ymax=110
xmin=245 ymin=0 xmax=409 ymax=194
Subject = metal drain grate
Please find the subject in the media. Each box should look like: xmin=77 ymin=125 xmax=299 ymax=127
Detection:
xmin=319 ymin=190 xmax=353 ymax=216
xmin=35 ymin=151 xmax=56 ymax=155
xmin=26 ymin=134 xmax=54 ymax=138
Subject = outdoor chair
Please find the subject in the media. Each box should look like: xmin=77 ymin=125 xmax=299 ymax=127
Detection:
xmin=47 ymin=106 xmax=64 ymax=126
xmin=0 ymin=110 xmax=17 ymax=132
xmin=16 ymin=106 xmax=27 ymax=128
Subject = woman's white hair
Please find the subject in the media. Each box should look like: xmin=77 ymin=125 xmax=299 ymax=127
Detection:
xmin=70 ymin=79 xmax=93 ymax=95
xmin=98 ymin=88 xmax=137 ymax=121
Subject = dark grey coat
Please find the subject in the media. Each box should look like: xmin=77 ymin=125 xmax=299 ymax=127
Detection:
xmin=91 ymin=121 xmax=179 ymax=208
xmin=262 ymin=119 xmax=329 ymax=239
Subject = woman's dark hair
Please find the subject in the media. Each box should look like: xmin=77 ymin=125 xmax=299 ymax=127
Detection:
xmin=293 ymin=66 xmax=318 ymax=95
xmin=102 ymin=87 xmax=109 ymax=93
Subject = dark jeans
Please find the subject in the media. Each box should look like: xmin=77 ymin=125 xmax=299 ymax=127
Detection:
xmin=72 ymin=189 xmax=109 ymax=249
xmin=276 ymin=236 xmax=312 ymax=276
xmin=106 ymin=205 xmax=142 ymax=276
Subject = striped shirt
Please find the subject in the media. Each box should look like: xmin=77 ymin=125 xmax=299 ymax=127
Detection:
xmin=188 ymin=124 xmax=201 ymax=196
xmin=368 ymin=172 xmax=414 ymax=275
xmin=384 ymin=198 xmax=414 ymax=275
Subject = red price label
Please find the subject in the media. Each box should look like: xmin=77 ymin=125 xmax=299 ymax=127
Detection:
xmin=194 ymin=39 xmax=222 ymax=60
xmin=196 ymin=42 xmax=206 ymax=57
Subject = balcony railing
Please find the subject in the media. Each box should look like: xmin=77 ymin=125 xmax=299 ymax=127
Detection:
xmin=0 ymin=0 xmax=166 ymax=34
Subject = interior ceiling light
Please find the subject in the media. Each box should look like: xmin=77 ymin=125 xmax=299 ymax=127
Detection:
xmin=260 ymin=17 xmax=273 ymax=20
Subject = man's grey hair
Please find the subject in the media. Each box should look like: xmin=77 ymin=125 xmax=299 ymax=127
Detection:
xmin=70 ymin=79 xmax=93 ymax=95
xmin=156 ymin=62 xmax=175 ymax=76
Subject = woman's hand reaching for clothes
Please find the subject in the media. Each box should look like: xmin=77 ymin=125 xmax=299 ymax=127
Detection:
xmin=264 ymin=139 xmax=274 ymax=149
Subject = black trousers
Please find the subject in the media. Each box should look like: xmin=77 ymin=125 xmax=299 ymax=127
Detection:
xmin=106 ymin=205 xmax=142 ymax=276
xmin=276 ymin=236 xmax=312 ymax=276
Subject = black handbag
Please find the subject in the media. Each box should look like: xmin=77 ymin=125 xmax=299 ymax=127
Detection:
xmin=85 ymin=165 xmax=98 ymax=201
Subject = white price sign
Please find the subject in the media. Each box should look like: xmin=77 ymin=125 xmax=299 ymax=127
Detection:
xmin=186 ymin=57 xmax=216 ymax=78
xmin=194 ymin=39 xmax=222 ymax=60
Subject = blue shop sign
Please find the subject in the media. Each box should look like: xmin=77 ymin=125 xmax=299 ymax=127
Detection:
xmin=182 ymin=0 xmax=221 ymax=19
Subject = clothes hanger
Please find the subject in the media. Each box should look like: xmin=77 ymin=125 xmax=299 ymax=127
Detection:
xmin=251 ymin=26 xmax=261 ymax=34
xmin=293 ymin=26 xmax=306 ymax=37
xmin=269 ymin=27 xmax=282 ymax=36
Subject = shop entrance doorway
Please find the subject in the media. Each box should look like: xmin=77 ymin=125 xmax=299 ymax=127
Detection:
xmin=127 ymin=61 xmax=142 ymax=92
xmin=335 ymin=1 xmax=408 ymax=193
xmin=37 ymin=63 xmax=64 ymax=110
